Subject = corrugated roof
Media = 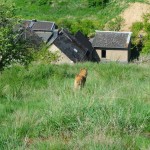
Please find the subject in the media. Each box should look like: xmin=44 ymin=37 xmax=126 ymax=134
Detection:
xmin=92 ymin=31 xmax=132 ymax=49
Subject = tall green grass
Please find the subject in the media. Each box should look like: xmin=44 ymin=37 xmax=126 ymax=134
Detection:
xmin=0 ymin=62 xmax=150 ymax=149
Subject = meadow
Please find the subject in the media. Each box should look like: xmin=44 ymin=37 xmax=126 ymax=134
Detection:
xmin=0 ymin=0 xmax=150 ymax=149
xmin=0 ymin=62 xmax=150 ymax=149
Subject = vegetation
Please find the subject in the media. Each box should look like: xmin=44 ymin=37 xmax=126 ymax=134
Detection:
xmin=8 ymin=0 xmax=133 ymax=36
xmin=0 ymin=2 xmax=59 ymax=70
xmin=33 ymin=45 xmax=59 ymax=64
xmin=105 ymin=16 xmax=125 ymax=31
xmin=0 ymin=62 xmax=150 ymax=149
xmin=88 ymin=0 xmax=109 ymax=7
xmin=0 ymin=4 xmax=31 ymax=70
xmin=0 ymin=0 xmax=150 ymax=149
xmin=131 ymin=13 xmax=150 ymax=54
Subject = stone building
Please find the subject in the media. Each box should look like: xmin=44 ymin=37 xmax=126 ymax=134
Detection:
xmin=92 ymin=31 xmax=132 ymax=63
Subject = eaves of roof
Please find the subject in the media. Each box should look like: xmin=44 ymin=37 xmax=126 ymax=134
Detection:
xmin=92 ymin=31 xmax=132 ymax=49
xmin=94 ymin=47 xmax=129 ymax=50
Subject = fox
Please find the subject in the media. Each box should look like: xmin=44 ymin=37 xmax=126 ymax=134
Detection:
xmin=74 ymin=68 xmax=88 ymax=89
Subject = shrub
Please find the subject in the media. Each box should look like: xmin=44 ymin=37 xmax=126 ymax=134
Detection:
xmin=131 ymin=22 xmax=144 ymax=37
xmin=38 ymin=0 xmax=48 ymax=5
xmin=33 ymin=45 xmax=59 ymax=64
xmin=57 ymin=18 xmax=103 ymax=37
xmin=142 ymin=41 xmax=150 ymax=54
xmin=144 ymin=23 xmax=150 ymax=33
xmin=131 ymin=13 xmax=150 ymax=54
xmin=88 ymin=0 xmax=109 ymax=7
xmin=37 ymin=0 xmax=53 ymax=6
xmin=105 ymin=16 xmax=125 ymax=31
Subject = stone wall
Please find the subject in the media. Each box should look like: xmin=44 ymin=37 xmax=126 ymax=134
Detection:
xmin=95 ymin=49 xmax=129 ymax=62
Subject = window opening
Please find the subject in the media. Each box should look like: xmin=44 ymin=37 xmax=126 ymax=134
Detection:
xmin=102 ymin=50 xmax=106 ymax=58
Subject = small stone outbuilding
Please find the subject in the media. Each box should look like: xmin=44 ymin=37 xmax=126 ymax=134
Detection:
xmin=92 ymin=31 xmax=132 ymax=63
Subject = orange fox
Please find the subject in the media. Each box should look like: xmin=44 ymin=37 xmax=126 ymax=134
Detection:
xmin=74 ymin=68 xmax=88 ymax=89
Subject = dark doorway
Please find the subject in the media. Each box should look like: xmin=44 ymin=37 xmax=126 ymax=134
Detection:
xmin=102 ymin=50 xmax=106 ymax=58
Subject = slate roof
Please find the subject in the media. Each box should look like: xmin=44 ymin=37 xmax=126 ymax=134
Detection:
xmin=92 ymin=31 xmax=132 ymax=49
xmin=53 ymin=29 xmax=93 ymax=62
xmin=31 ymin=21 xmax=55 ymax=31
xmin=35 ymin=31 xmax=53 ymax=43
xmin=60 ymin=29 xmax=89 ymax=53
xmin=75 ymin=31 xmax=93 ymax=53
xmin=22 ymin=20 xmax=55 ymax=31
xmin=18 ymin=20 xmax=58 ymax=45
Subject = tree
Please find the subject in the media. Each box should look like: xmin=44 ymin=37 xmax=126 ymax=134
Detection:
xmin=0 ymin=3 xmax=34 ymax=71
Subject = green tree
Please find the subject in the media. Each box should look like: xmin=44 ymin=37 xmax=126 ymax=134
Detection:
xmin=0 ymin=3 xmax=33 ymax=71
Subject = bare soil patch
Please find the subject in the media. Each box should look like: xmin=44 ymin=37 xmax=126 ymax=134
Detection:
xmin=120 ymin=2 xmax=150 ymax=31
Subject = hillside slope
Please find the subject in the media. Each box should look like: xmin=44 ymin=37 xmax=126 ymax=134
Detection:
xmin=10 ymin=0 xmax=150 ymax=33
xmin=0 ymin=62 xmax=150 ymax=149
xmin=120 ymin=2 xmax=150 ymax=31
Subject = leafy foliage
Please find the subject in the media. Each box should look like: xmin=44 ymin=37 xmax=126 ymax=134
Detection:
xmin=0 ymin=2 xmax=59 ymax=71
xmin=105 ymin=16 xmax=124 ymax=31
xmin=57 ymin=19 xmax=103 ymax=36
xmin=131 ymin=13 xmax=150 ymax=54
xmin=33 ymin=45 xmax=59 ymax=64
xmin=88 ymin=0 xmax=109 ymax=7
xmin=37 ymin=0 xmax=53 ymax=6
xmin=0 ymin=3 xmax=34 ymax=71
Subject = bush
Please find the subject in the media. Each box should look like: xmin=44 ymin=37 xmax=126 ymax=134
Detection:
xmin=142 ymin=41 xmax=150 ymax=54
xmin=88 ymin=0 xmax=109 ymax=7
xmin=105 ymin=16 xmax=124 ymax=31
xmin=38 ymin=0 xmax=48 ymax=5
xmin=144 ymin=23 xmax=150 ymax=33
xmin=131 ymin=22 xmax=144 ymax=37
xmin=131 ymin=13 xmax=150 ymax=54
xmin=57 ymin=19 xmax=103 ymax=37
xmin=33 ymin=45 xmax=59 ymax=64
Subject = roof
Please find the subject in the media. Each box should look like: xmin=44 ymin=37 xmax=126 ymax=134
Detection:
xmin=60 ymin=29 xmax=93 ymax=53
xmin=60 ymin=29 xmax=89 ymax=53
xmin=17 ymin=20 xmax=58 ymax=45
xmin=75 ymin=31 xmax=93 ymax=52
xmin=23 ymin=20 xmax=55 ymax=31
xmin=92 ymin=31 xmax=132 ymax=49
xmin=31 ymin=21 xmax=54 ymax=31
xmin=47 ymin=30 xmax=58 ymax=45
xmin=35 ymin=31 xmax=53 ymax=43
xmin=53 ymin=29 xmax=93 ymax=62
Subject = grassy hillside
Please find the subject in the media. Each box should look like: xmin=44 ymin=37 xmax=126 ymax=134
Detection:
xmin=10 ymin=0 xmax=148 ymax=20
xmin=7 ymin=0 xmax=149 ymax=35
xmin=0 ymin=62 xmax=150 ymax=149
